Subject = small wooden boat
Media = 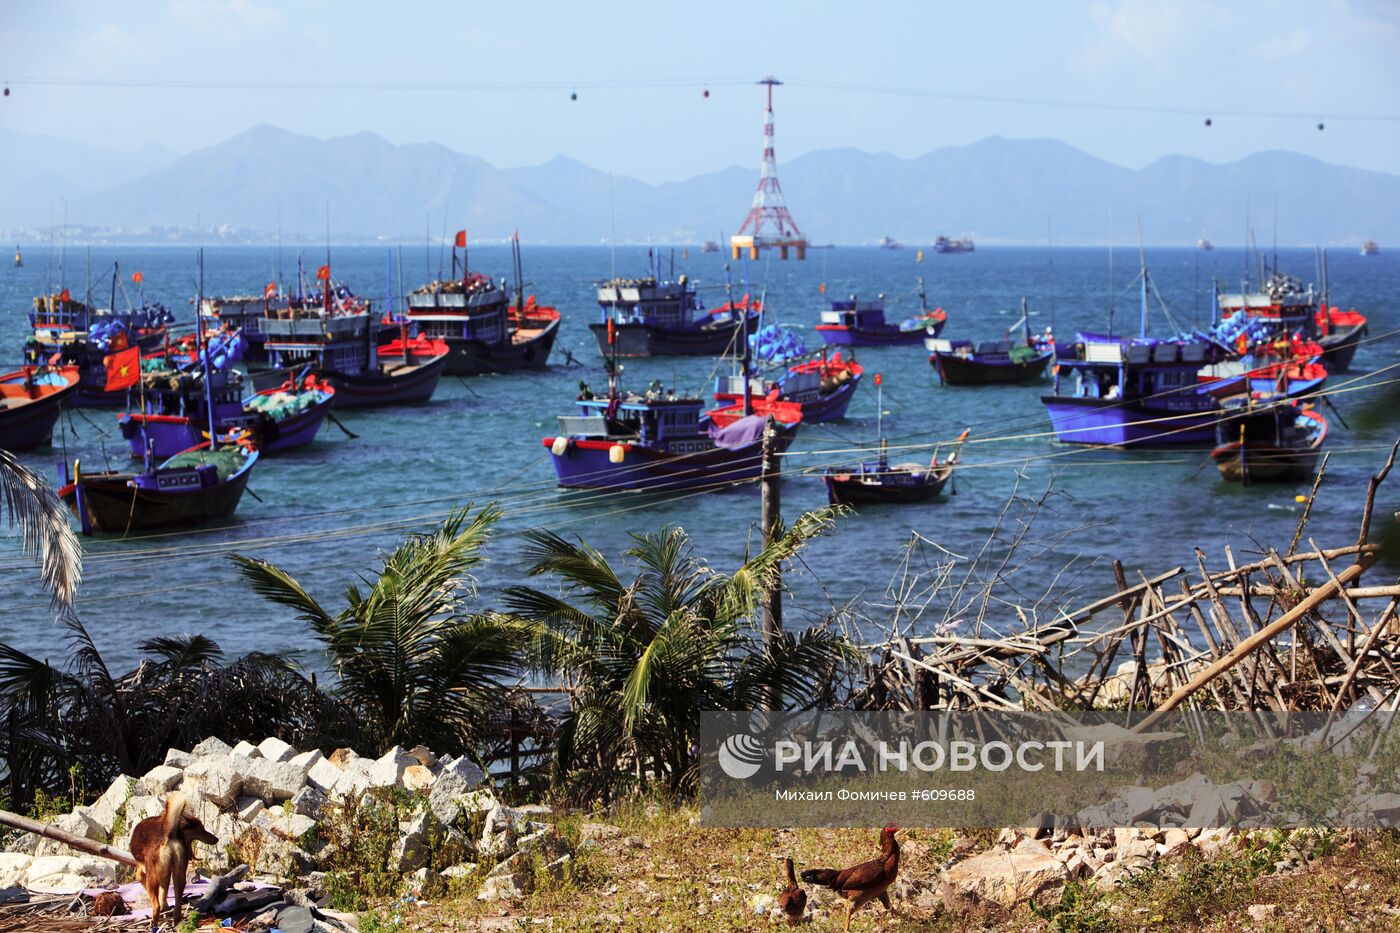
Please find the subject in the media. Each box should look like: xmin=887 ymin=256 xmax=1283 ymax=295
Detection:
xmin=1211 ymin=397 xmax=1327 ymax=483
xmin=59 ymin=442 xmax=258 ymax=534
xmin=242 ymin=373 xmax=335 ymax=453
xmin=927 ymin=299 xmax=1053 ymax=385
xmin=0 ymin=366 xmax=80 ymax=451
xmin=824 ymin=431 xmax=968 ymax=506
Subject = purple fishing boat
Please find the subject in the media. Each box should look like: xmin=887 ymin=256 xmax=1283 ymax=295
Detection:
xmin=815 ymin=278 xmax=945 ymax=348
xmin=589 ymin=253 xmax=761 ymax=357
xmin=0 ymin=365 xmax=80 ymax=451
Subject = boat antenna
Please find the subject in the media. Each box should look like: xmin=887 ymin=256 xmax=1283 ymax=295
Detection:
xmin=1107 ymin=207 xmax=1115 ymax=337
xmin=1242 ymin=196 xmax=1251 ymax=289
xmin=875 ymin=373 xmax=884 ymax=455
xmin=1046 ymin=215 xmax=1057 ymax=334
xmin=197 ymin=248 xmax=216 ymax=449
xmin=425 ymin=212 xmax=431 ymax=279
xmin=324 ymin=202 xmax=331 ymax=280
xmin=513 ymin=231 xmax=524 ymax=316
xmin=276 ymin=202 xmax=283 ymax=290
xmin=1137 ymin=217 xmax=1149 ymax=338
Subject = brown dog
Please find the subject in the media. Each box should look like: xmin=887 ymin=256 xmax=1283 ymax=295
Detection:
xmin=128 ymin=792 xmax=218 ymax=928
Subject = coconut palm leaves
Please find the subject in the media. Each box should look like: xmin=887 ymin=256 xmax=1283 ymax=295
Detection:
xmin=505 ymin=508 xmax=851 ymax=800
xmin=232 ymin=506 xmax=534 ymax=754
xmin=1 ymin=449 xmax=80 ymax=610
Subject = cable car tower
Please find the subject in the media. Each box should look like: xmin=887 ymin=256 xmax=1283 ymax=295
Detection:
xmin=731 ymin=77 xmax=807 ymax=261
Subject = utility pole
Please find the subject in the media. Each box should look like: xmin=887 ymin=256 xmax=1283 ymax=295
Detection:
xmin=760 ymin=416 xmax=782 ymax=709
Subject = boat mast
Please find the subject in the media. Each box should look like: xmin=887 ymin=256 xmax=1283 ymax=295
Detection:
xmin=1137 ymin=220 xmax=1149 ymax=339
xmin=197 ymin=249 xmax=216 ymax=448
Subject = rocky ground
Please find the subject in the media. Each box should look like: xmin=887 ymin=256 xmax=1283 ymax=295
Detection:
xmin=3 ymin=736 xmax=1399 ymax=931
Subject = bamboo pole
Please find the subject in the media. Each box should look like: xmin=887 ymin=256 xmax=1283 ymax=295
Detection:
xmin=0 ymin=809 xmax=136 ymax=866
xmin=1133 ymin=554 xmax=1375 ymax=733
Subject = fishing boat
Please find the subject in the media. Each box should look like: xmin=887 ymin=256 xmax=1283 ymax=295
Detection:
xmin=13 ymin=246 xmax=22 ymax=267
xmin=59 ymin=442 xmax=258 ymax=534
xmin=1210 ymin=397 xmax=1327 ymax=483
xmin=1197 ymin=335 xmax=1329 ymax=400
xmin=25 ymin=272 xmax=176 ymax=407
xmin=879 ymin=236 xmax=903 ymax=250
xmin=200 ymin=286 xmax=290 ymax=365
xmin=261 ymin=266 xmax=446 ymax=408
xmin=590 ymin=265 xmax=760 ymax=358
xmin=933 ymin=235 xmax=974 ymax=254
xmin=1197 ymin=237 xmax=1215 ymax=251
xmin=715 ymin=349 xmax=862 ymax=423
xmin=822 ymin=374 xmax=968 ymax=505
xmin=1360 ymin=240 xmax=1379 ymax=256
xmin=1215 ymin=266 xmax=1367 ymax=373
xmin=702 ymin=240 xmax=721 ymax=254
xmin=395 ymin=233 xmax=560 ymax=375
xmin=927 ymin=298 xmax=1055 ymax=385
xmin=815 ymin=278 xmax=945 ymax=347
xmin=241 ymin=372 xmax=336 ymax=454
xmin=0 ymin=365 xmax=80 ymax=451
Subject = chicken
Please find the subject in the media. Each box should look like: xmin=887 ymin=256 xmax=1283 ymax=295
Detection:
xmin=777 ymin=856 xmax=807 ymax=925
xmin=799 ymin=825 xmax=900 ymax=932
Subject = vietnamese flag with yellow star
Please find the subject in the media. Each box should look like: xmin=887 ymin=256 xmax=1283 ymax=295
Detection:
xmin=103 ymin=346 xmax=140 ymax=391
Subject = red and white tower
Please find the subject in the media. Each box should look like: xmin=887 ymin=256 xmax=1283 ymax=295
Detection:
xmin=731 ymin=77 xmax=807 ymax=260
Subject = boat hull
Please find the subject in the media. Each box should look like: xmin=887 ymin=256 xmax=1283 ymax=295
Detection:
xmin=589 ymin=317 xmax=758 ymax=358
xmin=60 ymin=462 xmax=254 ymax=533
xmin=0 ymin=374 xmax=80 ymax=451
xmin=816 ymin=320 xmax=941 ymax=348
xmin=1041 ymin=396 xmax=1217 ymax=446
xmin=823 ymin=469 xmax=950 ymax=505
xmin=544 ymin=423 xmax=797 ymax=493
xmin=932 ymin=351 xmax=1052 ymax=386
xmin=1210 ymin=443 xmax=1321 ymax=483
xmin=1317 ymin=323 xmax=1364 ymax=373
xmin=326 ymin=354 xmax=447 ymax=408
xmin=383 ymin=317 xmax=561 ymax=375
xmin=256 ymin=394 xmax=333 ymax=453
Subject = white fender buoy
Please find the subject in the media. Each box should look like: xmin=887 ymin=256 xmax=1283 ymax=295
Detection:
xmin=551 ymin=436 xmax=568 ymax=457
xmin=609 ymin=444 xmax=626 ymax=464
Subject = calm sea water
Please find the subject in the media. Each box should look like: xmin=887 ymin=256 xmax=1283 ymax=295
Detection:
xmin=2 ymin=244 xmax=1396 ymax=671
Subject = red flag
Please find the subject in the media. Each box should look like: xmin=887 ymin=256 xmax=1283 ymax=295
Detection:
xmin=264 ymin=282 xmax=277 ymax=299
xmin=103 ymin=346 xmax=140 ymax=392
xmin=874 ymin=372 xmax=883 ymax=387
xmin=607 ymin=318 xmax=615 ymax=346
xmin=316 ymin=265 xmax=330 ymax=282
xmin=818 ymin=282 xmax=826 ymax=294
xmin=57 ymin=289 xmax=70 ymax=302
xmin=454 ymin=230 xmax=467 ymax=249
xmin=132 ymin=271 xmax=143 ymax=285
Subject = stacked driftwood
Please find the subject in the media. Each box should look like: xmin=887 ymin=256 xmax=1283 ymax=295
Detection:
xmin=855 ymin=441 xmax=1400 ymax=716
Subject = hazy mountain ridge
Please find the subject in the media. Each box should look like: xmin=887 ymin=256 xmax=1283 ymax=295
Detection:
xmin=1 ymin=126 xmax=1395 ymax=245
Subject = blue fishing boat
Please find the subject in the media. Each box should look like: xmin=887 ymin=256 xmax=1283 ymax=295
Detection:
xmin=261 ymin=265 xmax=446 ymax=408
xmin=25 ymin=267 xmax=176 ymax=407
xmin=0 ymin=365 xmax=80 ymax=451
xmin=1041 ymin=262 xmax=1231 ymax=447
xmin=589 ymin=252 xmax=761 ymax=357
xmin=927 ymin=299 xmax=1055 ymax=385
xmin=1214 ymin=265 xmax=1366 ymax=373
xmin=815 ymin=278 xmax=945 ymax=347
xmin=1211 ymin=396 xmax=1327 ymax=484
xmin=395 ymin=234 xmax=561 ymax=375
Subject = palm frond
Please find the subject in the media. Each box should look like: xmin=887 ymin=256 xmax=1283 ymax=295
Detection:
xmin=230 ymin=554 xmax=338 ymax=632
xmin=0 ymin=449 xmax=81 ymax=609
xmin=139 ymin=634 xmax=225 ymax=670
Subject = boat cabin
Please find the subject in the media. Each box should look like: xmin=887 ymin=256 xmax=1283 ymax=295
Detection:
xmin=261 ymin=309 xmax=377 ymax=375
xmin=820 ymin=297 xmax=887 ymax=329
xmin=1052 ymin=338 xmax=1217 ymax=407
xmin=596 ymin=276 xmax=702 ymax=326
xmin=559 ymin=395 xmax=714 ymax=452
xmin=406 ymin=275 xmax=511 ymax=344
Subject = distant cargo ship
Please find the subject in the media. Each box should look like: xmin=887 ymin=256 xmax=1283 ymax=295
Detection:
xmin=1361 ymin=240 xmax=1379 ymax=256
xmin=701 ymin=239 xmax=720 ymax=253
xmin=933 ymin=235 xmax=974 ymax=254
xmin=1197 ymin=237 xmax=1215 ymax=251
xmin=878 ymin=236 xmax=903 ymax=250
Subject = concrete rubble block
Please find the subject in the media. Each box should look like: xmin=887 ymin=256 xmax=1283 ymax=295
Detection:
xmin=0 ymin=853 xmax=33 ymax=888
xmin=1186 ymin=787 xmax=1229 ymax=828
xmin=192 ymin=736 xmax=234 ymax=759
xmin=288 ymin=749 xmax=324 ymax=771
xmin=235 ymin=796 xmax=266 ymax=823
xmin=87 ymin=775 xmax=136 ymax=835
xmin=440 ymin=862 xmax=478 ymax=882
xmin=163 ymin=748 xmax=194 ymax=769
xmin=1153 ymin=772 xmax=1213 ymax=814
xmin=257 ymin=736 xmax=296 ymax=763
xmin=305 ymin=757 xmax=344 ymax=795
xmin=181 ymin=757 xmax=245 ymax=808
xmin=231 ymin=740 xmax=262 ymax=759
xmin=290 ymin=785 xmax=328 ymax=819
xmin=401 ymin=764 xmax=435 ymax=792
xmin=392 ymin=811 xmax=433 ymax=872
xmin=242 ymin=755 xmax=314 ymax=803
xmin=939 ymin=838 xmax=1069 ymax=909
xmin=25 ymin=855 xmax=115 ymax=894
xmin=1356 ymin=792 xmax=1400 ymax=825
xmin=366 ymin=746 xmax=419 ymax=788
xmin=427 ymin=757 xmax=488 ymax=826
xmin=327 ymin=748 xmax=360 ymax=770
xmin=477 ymin=872 xmax=526 ymax=901
xmin=1119 ymin=786 xmax=1160 ymax=823
xmin=1061 ymin=723 xmax=1188 ymax=772
xmin=515 ymin=828 xmax=569 ymax=862
xmin=138 ymin=764 xmax=185 ymax=796
xmin=252 ymin=807 xmax=317 ymax=842
xmin=328 ymin=761 xmax=374 ymax=798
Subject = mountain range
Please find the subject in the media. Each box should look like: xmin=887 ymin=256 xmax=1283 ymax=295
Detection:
xmin=1 ymin=125 xmax=1395 ymax=246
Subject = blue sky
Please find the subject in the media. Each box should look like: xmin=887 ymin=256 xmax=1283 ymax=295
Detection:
xmin=2 ymin=0 xmax=1397 ymax=182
